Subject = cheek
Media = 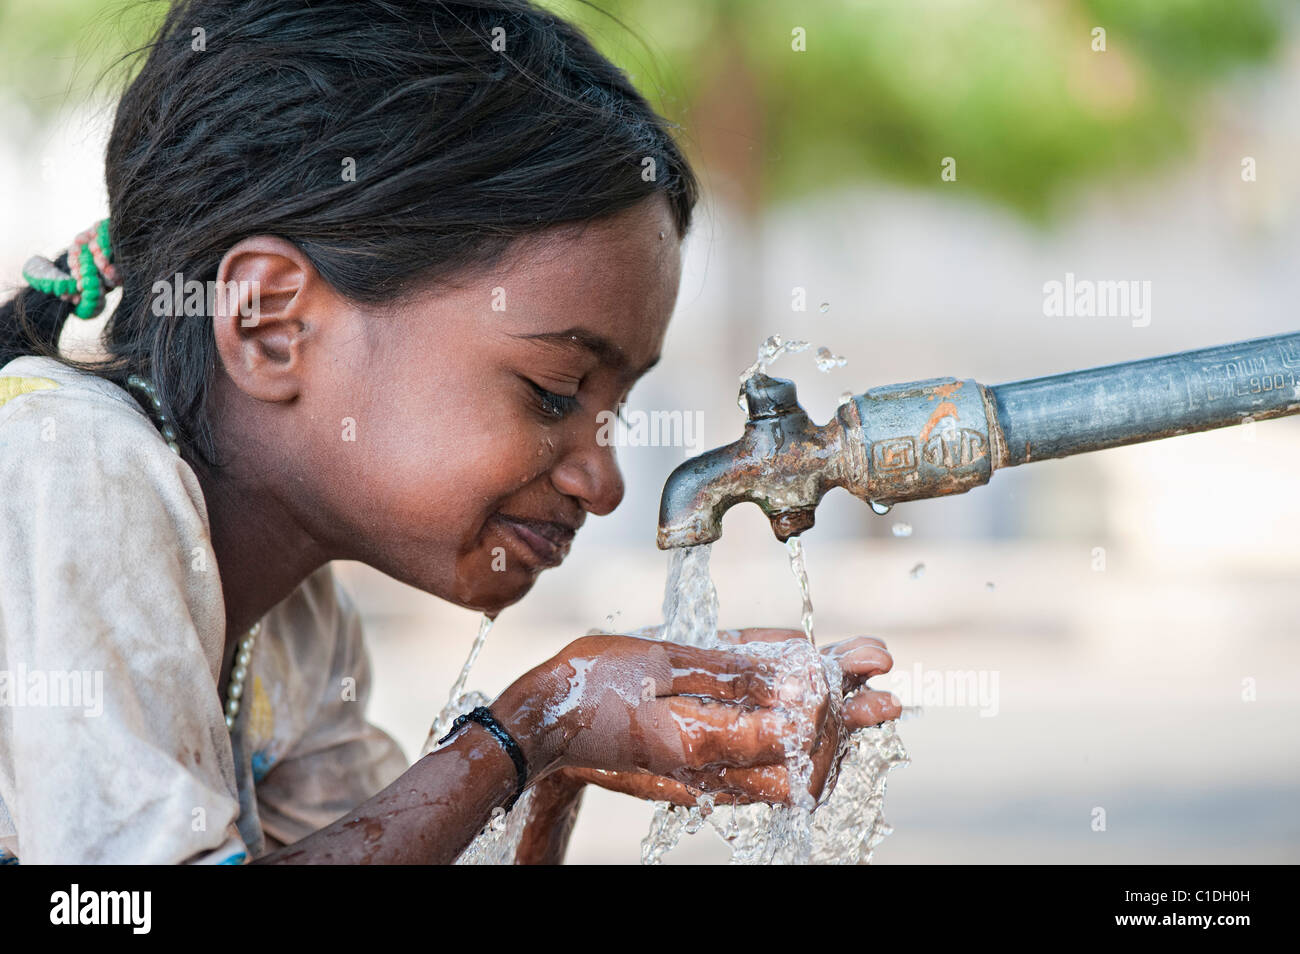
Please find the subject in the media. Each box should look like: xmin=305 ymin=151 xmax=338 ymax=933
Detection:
xmin=342 ymin=384 xmax=550 ymax=539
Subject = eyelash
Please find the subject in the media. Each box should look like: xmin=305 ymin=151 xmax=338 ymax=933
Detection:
xmin=528 ymin=381 xmax=581 ymax=420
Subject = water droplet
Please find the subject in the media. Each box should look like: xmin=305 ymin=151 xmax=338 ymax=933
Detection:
xmin=815 ymin=346 xmax=847 ymax=373
xmin=908 ymin=562 xmax=926 ymax=579
xmin=870 ymin=500 xmax=892 ymax=515
xmin=985 ymin=581 xmax=996 ymax=592
xmin=683 ymin=806 xmax=706 ymax=834
xmin=819 ymin=302 xmax=830 ymax=313
xmin=891 ymin=522 xmax=912 ymax=538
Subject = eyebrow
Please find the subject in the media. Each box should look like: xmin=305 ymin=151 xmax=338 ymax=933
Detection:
xmin=511 ymin=327 xmax=660 ymax=376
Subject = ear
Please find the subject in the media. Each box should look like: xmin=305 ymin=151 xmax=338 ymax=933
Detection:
xmin=211 ymin=235 xmax=323 ymax=403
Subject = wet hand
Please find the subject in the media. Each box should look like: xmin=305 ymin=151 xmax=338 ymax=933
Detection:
xmin=494 ymin=633 xmax=803 ymax=788
xmin=723 ymin=629 xmax=902 ymax=732
xmin=557 ymin=628 xmax=900 ymax=807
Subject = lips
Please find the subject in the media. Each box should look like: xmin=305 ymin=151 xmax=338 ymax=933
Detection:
xmin=493 ymin=513 xmax=577 ymax=568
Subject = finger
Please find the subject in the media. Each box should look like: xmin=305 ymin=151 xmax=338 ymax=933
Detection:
xmin=680 ymin=763 xmax=790 ymax=804
xmin=808 ymin=734 xmax=838 ymax=800
xmin=661 ymin=696 xmax=792 ymax=770
xmin=843 ymin=689 xmax=902 ymax=730
xmin=823 ymin=640 xmax=894 ymax=691
xmin=564 ymin=767 xmax=707 ymax=807
xmin=661 ymin=643 xmax=782 ymax=706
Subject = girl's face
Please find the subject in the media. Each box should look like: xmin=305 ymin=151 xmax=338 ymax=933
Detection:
xmin=312 ymin=195 xmax=683 ymax=615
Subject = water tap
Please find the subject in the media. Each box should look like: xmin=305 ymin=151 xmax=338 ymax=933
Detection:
xmin=657 ymin=373 xmax=855 ymax=548
xmin=656 ymin=331 xmax=1300 ymax=549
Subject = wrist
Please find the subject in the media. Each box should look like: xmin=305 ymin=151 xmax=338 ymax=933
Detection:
xmin=491 ymin=662 xmax=571 ymax=778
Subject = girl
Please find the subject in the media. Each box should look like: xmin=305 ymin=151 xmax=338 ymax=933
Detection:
xmin=0 ymin=0 xmax=899 ymax=865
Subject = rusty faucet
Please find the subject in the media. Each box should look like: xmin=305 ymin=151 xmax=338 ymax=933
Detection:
xmin=657 ymin=331 xmax=1300 ymax=549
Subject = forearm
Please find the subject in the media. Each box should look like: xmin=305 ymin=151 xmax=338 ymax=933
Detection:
xmin=514 ymin=770 xmax=586 ymax=864
xmin=254 ymin=722 xmax=519 ymax=864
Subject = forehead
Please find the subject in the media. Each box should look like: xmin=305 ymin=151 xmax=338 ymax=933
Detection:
xmin=493 ymin=196 xmax=682 ymax=365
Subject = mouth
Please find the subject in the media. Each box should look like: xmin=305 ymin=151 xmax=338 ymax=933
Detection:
xmin=491 ymin=513 xmax=578 ymax=569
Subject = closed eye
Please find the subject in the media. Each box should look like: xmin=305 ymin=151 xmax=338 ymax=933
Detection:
xmin=527 ymin=380 xmax=581 ymax=420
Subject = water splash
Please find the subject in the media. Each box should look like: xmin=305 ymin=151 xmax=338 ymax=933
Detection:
xmin=737 ymin=335 xmax=811 ymax=410
xmin=891 ymin=522 xmax=913 ymax=538
xmin=420 ymin=616 xmax=540 ymax=866
xmin=441 ymin=544 xmax=907 ymax=865
xmin=808 ymin=720 xmax=908 ymax=863
xmin=819 ymin=302 xmax=830 ymax=314
xmin=909 ymin=563 xmax=926 ymax=579
xmin=427 ymin=615 xmax=494 ymax=745
xmin=814 ymin=347 xmax=847 ymax=372
xmin=642 ymin=542 xmax=908 ymax=865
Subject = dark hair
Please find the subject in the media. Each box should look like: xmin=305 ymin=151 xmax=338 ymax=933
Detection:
xmin=0 ymin=0 xmax=699 ymax=467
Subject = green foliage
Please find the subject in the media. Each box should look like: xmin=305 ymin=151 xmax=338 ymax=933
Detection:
xmin=0 ymin=0 xmax=165 ymax=111
xmin=1 ymin=0 xmax=1285 ymax=217
xmin=551 ymin=0 xmax=1285 ymax=218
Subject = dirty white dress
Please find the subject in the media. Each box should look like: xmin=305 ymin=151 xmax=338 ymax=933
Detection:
xmin=0 ymin=355 xmax=409 ymax=864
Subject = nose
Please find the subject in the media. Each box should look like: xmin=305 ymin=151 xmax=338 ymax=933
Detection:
xmin=550 ymin=429 xmax=625 ymax=517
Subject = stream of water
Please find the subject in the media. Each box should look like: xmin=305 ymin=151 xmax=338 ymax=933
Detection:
xmin=639 ymin=543 xmax=908 ymax=865
xmin=418 ymin=615 xmax=542 ymax=866
xmin=431 ymin=539 xmax=908 ymax=865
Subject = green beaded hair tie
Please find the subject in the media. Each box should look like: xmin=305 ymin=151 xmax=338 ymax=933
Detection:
xmin=21 ymin=217 xmax=120 ymax=320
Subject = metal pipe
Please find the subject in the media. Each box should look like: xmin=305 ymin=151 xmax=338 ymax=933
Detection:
xmin=989 ymin=332 xmax=1300 ymax=466
xmin=657 ymin=331 xmax=1300 ymax=549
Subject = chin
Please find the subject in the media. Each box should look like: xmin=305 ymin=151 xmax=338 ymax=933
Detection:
xmin=376 ymin=550 xmax=541 ymax=619
xmin=447 ymin=566 xmax=542 ymax=618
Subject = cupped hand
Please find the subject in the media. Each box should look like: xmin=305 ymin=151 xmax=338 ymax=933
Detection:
xmin=549 ymin=628 xmax=900 ymax=808
xmin=494 ymin=633 xmax=811 ymax=790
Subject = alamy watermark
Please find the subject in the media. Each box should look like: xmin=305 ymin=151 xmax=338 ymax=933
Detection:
xmin=151 ymin=273 xmax=262 ymax=326
xmin=596 ymin=406 xmax=705 ymax=455
xmin=1043 ymin=272 xmax=1151 ymax=328
xmin=887 ymin=663 xmax=1000 ymax=717
xmin=50 ymin=884 xmax=150 ymax=934
xmin=0 ymin=665 xmax=103 ymax=717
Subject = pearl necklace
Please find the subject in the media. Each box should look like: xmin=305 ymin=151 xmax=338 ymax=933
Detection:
xmin=125 ymin=373 xmax=180 ymax=455
xmin=223 ymin=622 xmax=261 ymax=731
xmin=126 ymin=373 xmax=260 ymax=731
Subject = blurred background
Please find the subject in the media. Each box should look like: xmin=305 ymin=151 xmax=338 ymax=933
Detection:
xmin=2 ymin=0 xmax=1297 ymax=863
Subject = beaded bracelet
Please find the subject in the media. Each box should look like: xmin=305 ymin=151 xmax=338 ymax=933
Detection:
xmin=21 ymin=218 xmax=120 ymax=320
xmin=437 ymin=706 xmax=529 ymax=811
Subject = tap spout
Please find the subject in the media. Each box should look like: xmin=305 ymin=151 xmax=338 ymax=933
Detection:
xmin=657 ymin=331 xmax=1300 ymax=551
xmin=656 ymin=373 xmax=846 ymax=549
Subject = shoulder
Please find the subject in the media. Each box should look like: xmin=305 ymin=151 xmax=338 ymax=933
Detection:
xmin=0 ymin=355 xmax=211 ymax=535
xmin=1 ymin=354 xmax=150 ymax=432
xmin=0 ymin=355 xmax=226 ymax=677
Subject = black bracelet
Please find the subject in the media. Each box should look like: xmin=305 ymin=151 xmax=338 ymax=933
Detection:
xmin=437 ymin=706 xmax=529 ymax=812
